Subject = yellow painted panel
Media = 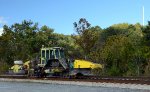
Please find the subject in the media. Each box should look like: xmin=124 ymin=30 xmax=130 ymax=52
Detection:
xmin=23 ymin=61 xmax=30 ymax=69
xmin=74 ymin=60 xmax=102 ymax=69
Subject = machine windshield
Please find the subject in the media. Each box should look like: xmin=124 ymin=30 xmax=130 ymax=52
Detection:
xmin=55 ymin=49 xmax=65 ymax=59
xmin=60 ymin=49 xmax=65 ymax=58
xmin=50 ymin=50 xmax=54 ymax=59
xmin=55 ymin=49 xmax=59 ymax=59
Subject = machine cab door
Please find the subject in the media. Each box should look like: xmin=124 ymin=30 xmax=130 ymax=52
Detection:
xmin=40 ymin=49 xmax=51 ymax=66
xmin=41 ymin=50 xmax=46 ymax=65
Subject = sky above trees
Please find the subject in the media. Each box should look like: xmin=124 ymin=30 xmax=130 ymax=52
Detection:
xmin=0 ymin=0 xmax=149 ymax=35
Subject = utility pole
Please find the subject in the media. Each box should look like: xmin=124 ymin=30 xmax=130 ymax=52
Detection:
xmin=142 ymin=6 xmax=145 ymax=26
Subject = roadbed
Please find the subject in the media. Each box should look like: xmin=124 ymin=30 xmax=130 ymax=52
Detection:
xmin=0 ymin=78 xmax=150 ymax=90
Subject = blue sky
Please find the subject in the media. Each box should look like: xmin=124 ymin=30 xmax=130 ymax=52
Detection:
xmin=0 ymin=0 xmax=149 ymax=35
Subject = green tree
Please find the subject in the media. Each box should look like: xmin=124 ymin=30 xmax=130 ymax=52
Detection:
xmin=143 ymin=21 xmax=150 ymax=76
xmin=94 ymin=23 xmax=147 ymax=76
xmin=73 ymin=18 xmax=101 ymax=59
xmin=0 ymin=20 xmax=54 ymax=65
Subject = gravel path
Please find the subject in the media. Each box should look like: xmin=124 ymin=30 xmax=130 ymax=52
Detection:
xmin=0 ymin=78 xmax=150 ymax=90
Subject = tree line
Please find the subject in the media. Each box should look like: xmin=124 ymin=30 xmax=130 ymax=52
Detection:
xmin=0 ymin=19 xmax=150 ymax=76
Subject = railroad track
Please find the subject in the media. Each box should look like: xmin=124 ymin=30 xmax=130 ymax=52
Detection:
xmin=0 ymin=75 xmax=150 ymax=85
xmin=41 ymin=76 xmax=150 ymax=85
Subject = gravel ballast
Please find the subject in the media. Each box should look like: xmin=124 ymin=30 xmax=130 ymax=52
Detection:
xmin=0 ymin=78 xmax=150 ymax=90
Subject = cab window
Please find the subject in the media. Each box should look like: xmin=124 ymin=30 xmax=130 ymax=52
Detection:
xmin=55 ymin=49 xmax=59 ymax=59
xmin=42 ymin=50 xmax=45 ymax=58
xmin=50 ymin=50 xmax=54 ymax=59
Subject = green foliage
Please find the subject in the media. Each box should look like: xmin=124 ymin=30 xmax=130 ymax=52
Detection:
xmin=0 ymin=20 xmax=79 ymax=67
xmin=73 ymin=18 xmax=91 ymax=35
xmin=144 ymin=61 xmax=150 ymax=76
xmin=143 ymin=21 xmax=150 ymax=46
xmin=1 ymin=19 xmax=150 ymax=77
xmin=91 ymin=67 xmax=103 ymax=76
xmin=0 ymin=20 xmax=54 ymax=65
xmin=89 ymin=23 xmax=150 ymax=76
xmin=0 ymin=61 xmax=10 ymax=74
xmin=101 ymin=35 xmax=132 ymax=76
xmin=73 ymin=18 xmax=102 ymax=59
xmin=108 ymin=65 xmax=120 ymax=76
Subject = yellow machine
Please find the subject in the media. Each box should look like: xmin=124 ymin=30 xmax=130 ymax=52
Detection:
xmin=35 ymin=46 xmax=103 ymax=77
xmin=70 ymin=59 xmax=102 ymax=76
xmin=8 ymin=46 xmax=103 ymax=77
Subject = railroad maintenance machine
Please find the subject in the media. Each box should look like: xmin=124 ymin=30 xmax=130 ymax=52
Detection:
xmin=9 ymin=46 xmax=102 ymax=78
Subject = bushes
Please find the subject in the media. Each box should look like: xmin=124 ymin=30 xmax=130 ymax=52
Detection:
xmin=92 ymin=67 xmax=103 ymax=76
xmin=0 ymin=61 xmax=10 ymax=74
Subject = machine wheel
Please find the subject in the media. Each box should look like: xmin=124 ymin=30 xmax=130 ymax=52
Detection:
xmin=75 ymin=73 xmax=84 ymax=79
xmin=34 ymin=67 xmax=46 ymax=78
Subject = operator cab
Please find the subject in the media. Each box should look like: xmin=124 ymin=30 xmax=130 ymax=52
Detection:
xmin=36 ymin=46 xmax=68 ymax=77
xmin=38 ymin=46 xmax=65 ymax=67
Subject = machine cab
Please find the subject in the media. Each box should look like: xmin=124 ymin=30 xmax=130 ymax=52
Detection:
xmin=38 ymin=46 xmax=65 ymax=67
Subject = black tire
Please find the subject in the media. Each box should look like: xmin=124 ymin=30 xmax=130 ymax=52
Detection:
xmin=75 ymin=73 xmax=84 ymax=79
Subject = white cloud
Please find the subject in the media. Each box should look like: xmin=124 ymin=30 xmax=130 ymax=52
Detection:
xmin=0 ymin=28 xmax=3 ymax=36
xmin=0 ymin=16 xmax=7 ymax=25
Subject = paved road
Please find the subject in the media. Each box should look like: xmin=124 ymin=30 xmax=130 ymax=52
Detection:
xmin=0 ymin=81 xmax=148 ymax=92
